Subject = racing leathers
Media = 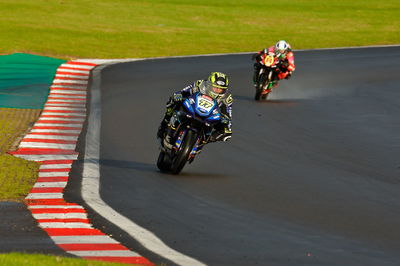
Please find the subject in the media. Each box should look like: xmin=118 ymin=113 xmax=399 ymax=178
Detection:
xmin=157 ymin=80 xmax=233 ymax=144
xmin=252 ymin=46 xmax=295 ymax=87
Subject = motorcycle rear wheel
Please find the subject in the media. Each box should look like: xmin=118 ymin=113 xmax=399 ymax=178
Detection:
xmin=157 ymin=150 xmax=171 ymax=172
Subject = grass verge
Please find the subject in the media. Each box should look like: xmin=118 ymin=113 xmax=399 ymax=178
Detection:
xmin=0 ymin=252 xmax=132 ymax=266
xmin=0 ymin=153 xmax=39 ymax=201
xmin=0 ymin=108 xmax=41 ymax=201
xmin=0 ymin=108 xmax=41 ymax=153
xmin=0 ymin=0 xmax=399 ymax=59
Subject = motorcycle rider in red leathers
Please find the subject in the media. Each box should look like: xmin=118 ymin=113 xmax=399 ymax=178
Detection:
xmin=252 ymin=40 xmax=295 ymax=88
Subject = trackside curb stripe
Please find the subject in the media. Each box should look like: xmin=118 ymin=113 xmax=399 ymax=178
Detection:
xmin=83 ymin=257 xmax=151 ymax=264
xmin=59 ymin=243 xmax=128 ymax=251
xmin=82 ymin=60 xmax=207 ymax=266
xmin=51 ymin=235 xmax=119 ymax=244
xmin=9 ymin=60 xmax=153 ymax=266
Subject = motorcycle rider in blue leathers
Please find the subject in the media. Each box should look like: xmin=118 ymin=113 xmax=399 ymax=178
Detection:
xmin=157 ymin=72 xmax=233 ymax=148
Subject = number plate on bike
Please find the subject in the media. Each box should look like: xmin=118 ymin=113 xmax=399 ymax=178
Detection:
xmin=263 ymin=55 xmax=274 ymax=67
xmin=196 ymin=95 xmax=215 ymax=113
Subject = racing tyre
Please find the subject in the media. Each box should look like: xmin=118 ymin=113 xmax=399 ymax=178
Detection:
xmin=170 ymin=130 xmax=197 ymax=174
xmin=157 ymin=150 xmax=171 ymax=172
xmin=254 ymin=75 xmax=265 ymax=101
xmin=261 ymin=90 xmax=270 ymax=100
xmin=254 ymin=88 xmax=262 ymax=101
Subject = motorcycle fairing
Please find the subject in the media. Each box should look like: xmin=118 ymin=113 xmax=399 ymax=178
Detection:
xmin=183 ymin=93 xmax=221 ymax=123
xmin=195 ymin=93 xmax=217 ymax=116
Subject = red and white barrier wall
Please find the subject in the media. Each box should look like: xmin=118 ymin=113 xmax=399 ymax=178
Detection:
xmin=10 ymin=61 xmax=153 ymax=265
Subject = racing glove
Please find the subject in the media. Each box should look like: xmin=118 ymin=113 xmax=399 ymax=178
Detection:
xmin=173 ymin=92 xmax=183 ymax=102
xmin=209 ymin=127 xmax=231 ymax=142
xmin=219 ymin=126 xmax=232 ymax=141
xmin=220 ymin=128 xmax=232 ymax=142
xmin=285 ymin=72 xmax=292 ymax=80
xmin=221 ymin=116 xmax=230 ymax=125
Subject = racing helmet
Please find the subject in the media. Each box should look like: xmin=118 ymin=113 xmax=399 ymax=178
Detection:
xmin=275 ymin=40 xmax=290 ymax=57
xmin=205 ymin=72 xmax=229 ymax=99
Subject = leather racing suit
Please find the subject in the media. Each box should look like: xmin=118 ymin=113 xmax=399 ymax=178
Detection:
xmin=158 ymin=79 xmax=233 ymax=143
xmin=252 ymin=46 xmax=295 ymax=87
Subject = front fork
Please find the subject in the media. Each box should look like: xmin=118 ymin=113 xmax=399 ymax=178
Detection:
xmin=167 ymin=112 xmax=204 ymax=162
xmin=163 ymin=112 xmax=182 ymax=150
xmin=189 ymin=137 xmax=205 ymax=163
xmin=259 ymin=69 xmax=276 ymax=94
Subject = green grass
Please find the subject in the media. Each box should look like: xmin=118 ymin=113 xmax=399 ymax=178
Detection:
xmin=0 ymin=108 xmax=41 ymax=153
xmin=0 ymin=0 xmax=398 ymax=59
xmin=0 ymin=153 xmax=39 ymax=201
xmin=0 ymin=252 xmax=132 ymax=266
xmin=0 ymin=108 xmax=41 ymax=201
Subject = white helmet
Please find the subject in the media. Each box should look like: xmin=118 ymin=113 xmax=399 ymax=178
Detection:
xmin=275 ymin=40 xmax=290 ymax=56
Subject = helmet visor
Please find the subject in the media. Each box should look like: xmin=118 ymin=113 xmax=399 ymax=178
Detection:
xmin=202 ymin=81 xmax=226 ymax=99
xmin=211 ymin=86 xmax=226 ymax=94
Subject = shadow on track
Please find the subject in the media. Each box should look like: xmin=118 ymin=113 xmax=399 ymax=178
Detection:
xmin=97 ymin=159 xmax=155 ymax=173
xmin=257 ymin=99 xmax=299 ymax=105
xmin=97 ymin=159 xmax=228 ymax=179
xmin=234 ymin=94 xmax=300 ymax=105
xmin=162 ymin=171 xmax=229 ymax=179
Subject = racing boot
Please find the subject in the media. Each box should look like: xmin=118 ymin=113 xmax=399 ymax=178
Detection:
xmin=253 ymin=70 xmax=259 ymax=88
xmin=157 ymin=119 xmax=168 ymax=140
xmin=253 ymin=63 xmax=261 ymax=88
xmin=157 ymin=104 xmax=175 ymax=140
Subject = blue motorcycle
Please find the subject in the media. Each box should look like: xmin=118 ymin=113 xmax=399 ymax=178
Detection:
xmin=157 ymin=92 xmax=222 ymax=174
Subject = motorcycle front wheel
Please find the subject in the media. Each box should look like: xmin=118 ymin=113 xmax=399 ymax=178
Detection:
xmin=254 ymin=75 xmax=265 ymax=101
xmin=254 ymin=88 xmax=262 ymax=101
xmin=170 ymin=130 xmax=198 ymax=174
xmin=261 ymin=83 xmax=271 ymax=100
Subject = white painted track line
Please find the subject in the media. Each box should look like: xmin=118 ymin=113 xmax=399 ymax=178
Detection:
xmin=34 ymin=182 xmax=68 ymax=188
xmin=13 ymin=154 xmax=79 ymax=161
xmin=26 ymin=193 xmax=64 ymax=200
xmin=25 ymin=135 xmax=79 ymax=141
xmin=82 ymin=62 xmax=206 ymax=266
xmin=70 ymin=250 xmax=140 ymax=257
xmin=39 ymin=172 xmax=70 ymax=177
xmin=39 ymin=223 xmax=92 ymax=229
xmin=40 ymin=164 xmax=73 ymax=169
xmin=51 ymin=235 xmax=119 ymax=244
xmin=29 ymin=205 xmax=84 ymax=209
xmin=32 ymin=213 xmax=88 ymax=219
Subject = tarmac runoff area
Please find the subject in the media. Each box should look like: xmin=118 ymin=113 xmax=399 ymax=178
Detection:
xmin=0 ymin=202 xmax=67 ymax=255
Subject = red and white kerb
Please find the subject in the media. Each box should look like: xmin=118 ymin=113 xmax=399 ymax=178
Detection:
xmin=10 ymin=61 xmax=153 ymax=265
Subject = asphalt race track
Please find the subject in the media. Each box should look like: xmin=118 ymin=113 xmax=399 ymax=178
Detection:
xmin=0 ymin=202 xmax=67 ymax=255
xmin=79 ymin=47 xmax=400 ymax=265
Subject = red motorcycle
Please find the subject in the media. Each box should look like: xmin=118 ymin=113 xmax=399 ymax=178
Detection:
xmin=254 ymin=54 xmax=283 ymax=101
